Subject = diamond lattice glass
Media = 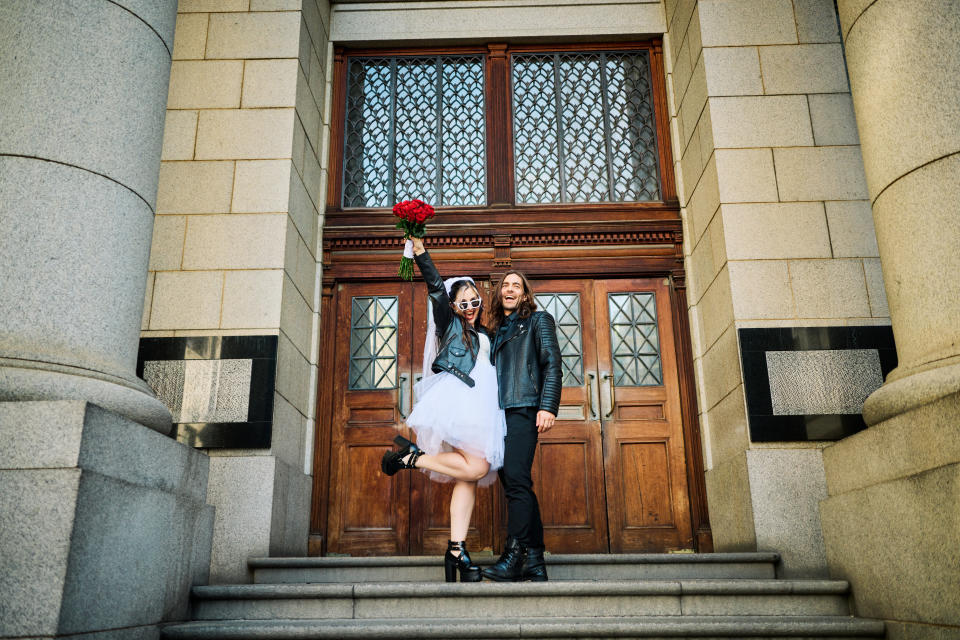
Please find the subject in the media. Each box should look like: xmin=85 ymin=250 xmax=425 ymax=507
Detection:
xmin=349 ymin=296 xmax=399 ymax=390
xmin=535 ymin=293 xmax=584 ymax=386
xmin=608 ymin=292 xmax=662 ymax=386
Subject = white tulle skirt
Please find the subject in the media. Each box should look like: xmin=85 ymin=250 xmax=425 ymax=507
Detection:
xmin=405 ymin=336 xmax=506 ymax=487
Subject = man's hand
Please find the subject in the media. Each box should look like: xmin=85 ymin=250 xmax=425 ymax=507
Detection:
xmin=536 ymin=410 xmax=556 ymax=433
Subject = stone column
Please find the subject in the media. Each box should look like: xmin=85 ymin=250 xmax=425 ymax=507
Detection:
xmin=837 ymin=0 xmax=960 ymax=424
xmin=0 ymin=0 xmax=176 ymax=432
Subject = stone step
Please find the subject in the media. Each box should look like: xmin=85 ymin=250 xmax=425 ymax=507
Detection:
xmin=249 ymin=552 xmax=780 ymax=583
xmin=162 ymin=615 xmax=885 ymax=639
xmin=190 ymin=579 xmax=851 ymax=621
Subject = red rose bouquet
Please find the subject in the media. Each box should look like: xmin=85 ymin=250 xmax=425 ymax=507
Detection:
xmin=393 ymin=199 xmax=435 ymax=280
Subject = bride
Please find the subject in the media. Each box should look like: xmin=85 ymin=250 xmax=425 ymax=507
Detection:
xmin=380 ymin=236 xmax=506 ymax=583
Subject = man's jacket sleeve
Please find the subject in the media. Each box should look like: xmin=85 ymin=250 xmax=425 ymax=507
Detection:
xmin=535 ymin=312 xmax=563 ymax=416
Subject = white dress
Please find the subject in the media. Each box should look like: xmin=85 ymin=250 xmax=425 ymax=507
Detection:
xmin=405 ymin=332 xmax=506 ymax=486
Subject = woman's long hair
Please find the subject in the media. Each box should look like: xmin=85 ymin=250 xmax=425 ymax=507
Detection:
xmin=489 ymin=271 xmax=537 ymax=333
xmin=448 ymin=279 xmax=484 ymax=349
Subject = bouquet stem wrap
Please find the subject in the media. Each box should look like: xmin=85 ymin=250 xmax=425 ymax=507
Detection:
xmin=393 ymin=199 xmax=436 ymax=281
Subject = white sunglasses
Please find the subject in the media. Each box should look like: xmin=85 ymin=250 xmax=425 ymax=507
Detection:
xmin=455 ymin=299 xmax=482 ymax=311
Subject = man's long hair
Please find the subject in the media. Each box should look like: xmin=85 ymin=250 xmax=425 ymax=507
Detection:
xmin=490 ymin=271 xmax=537 ymax=332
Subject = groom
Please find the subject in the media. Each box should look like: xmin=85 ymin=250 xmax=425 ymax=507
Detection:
xmin=483 ymin=271 xmax=562 ymax=582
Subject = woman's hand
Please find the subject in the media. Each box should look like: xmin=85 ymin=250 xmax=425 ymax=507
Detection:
xmin=411 ymin=237 xmax=425 ymax=255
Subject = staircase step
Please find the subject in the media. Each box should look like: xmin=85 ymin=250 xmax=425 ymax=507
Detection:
xmin=250 ymin=552 xmax=780 ymax=583
xmin=191 ymin=580 xmax=851 ymax=621
xmin=162 ymin=615 xmax=884 ymax=639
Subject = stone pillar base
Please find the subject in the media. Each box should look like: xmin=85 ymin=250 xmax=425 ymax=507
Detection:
xmin=821 ymin=389 xmax=960 ymax=636
xmin=0 ymin=401 xmax=214 ymax=638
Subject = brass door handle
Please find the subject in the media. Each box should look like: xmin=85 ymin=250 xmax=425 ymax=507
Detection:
xmin=586 ymin=372 xmax=597 ymax=419
xmin=602 ymin=373 xmax=615 ymax=419
xmin=398 ymin=373 xmax=409 ymax=419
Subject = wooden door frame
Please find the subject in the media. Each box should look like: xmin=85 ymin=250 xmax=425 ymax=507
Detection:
xmin=308 ymin=220 xmax=712 ymax=555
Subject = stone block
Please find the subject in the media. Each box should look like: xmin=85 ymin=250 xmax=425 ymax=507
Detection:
xmin=269 ymin=456 xmax=312 ymax=555
xmin=794 ymin=0 xmax=841 ymax=42
xmin=821 ymin=462 xmax=960 ymax=627
xmin=156 ymin=161 xmax=235 ymax=214
xmin=161 ymin=110 xmax=198 ymax=161
xmin=206 ymin=12 xmax=301 ymax=59
xmin=284 ymin=220 xmax=317 ymax=304
xmin=863 ymin=258 xmax=889 ymax=318
xmin=704 ymin=452 xmax=757 ymax=550
xmin=148 ymin=215 xmax=187 ymax=271
xmin=679 ymin=57 xmax=708 ymax=151
xmin=173 ymin=12 xmax=208 ymax=60
xmin=714 ymin=148 xmax=778 ymax=203
xmin=789 ymin=259 xmax=871 ymax=319
xmin=710 ymin=96 xmax=814 ymax=148
xmin=687 ymin=214 xmax=722 ymax=305
xmin=221 ymin=270 xmax=284 ymax=329
xmin=297 ymin=65 xmax=322 ymax=156
xmin=195 ymin=108 xmax=296 ymax=160
xmin=705 ymin=383 xmax=749 ymax=468
xmin=697 ymin=103 xmax=715 ymax=170
xmin=702 ymin=46 xmax=762 ymax=96
xmin=243 ymin=59 xmax=299 ymax=108
xmin=232 ymin=160 xmax=293 ymax=213
xmin=178 ymin=0 xmax=248 ymax=10
xmin=685 ymin=156 xmax=720 ymax=245
xmin=774 ymin=146 xmax=869 ymax=201
xmin=808 ymin=93 xmax=860 ymax=146
xmin=679 ymin=133 xmax=703 ymax=203
xmin=275 ymin=331 xmax=312 ymax=415
xmin=698 ymin=0 xmax=797 ymax=47
xmin=746 ymin=448 xmax=829 ymax=577
xmin=150 ymin=271 xmax=223 ymax=330
xmin=308 ymin=50 xmax=327 ymax=112
xmin=271 ymin=393 xmax=305 ymax=470
xmin=686 ymin=5 xmax=702 ymax=67
xmin=303 ymin=140 xmax=324 ymax=208
xmin=759 ymin=44 xmax=849 ymax=94
xmin=700 ymin=325 xmax=742 ymax=411
xmin=288 ymin=168 xmax=319 ymax=251
xmin=697 ymin=266 xmax=734 ymax=351
xmin=722 ymin=202 xmax=831 ymax=260
xmin=142 ymin=273 xmax=155 ymax=331
xmin=252 ymin=0 xmax=303 ymax=9
xmin=727 ymin=260 xmax=795 ymax=320
xmin=206 ymin=455 xmax=276 ymax=584
xmin=0 ymin=0 xmax=172 ymax=204
xmin=182 ymin=213 xmax=287 ymax=270
xmin=280 ymin=274 xmax=315 ymax=357
xmin=825 ymin=200 xmax=878 ymax=257
xmin=168 ymin=61 xmax=243 ymax=110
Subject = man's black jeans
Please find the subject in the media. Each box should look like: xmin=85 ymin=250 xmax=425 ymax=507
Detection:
xmin=499 ymin=406 xmax=544 ymax=549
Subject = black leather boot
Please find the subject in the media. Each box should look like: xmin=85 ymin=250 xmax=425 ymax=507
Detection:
xmin=521 ymin=546 xmax=548 ymax=581
xmin=444 ymin=540 xmax=482 ymax=582
xmin=481 ymin=537 xmax=525 ymax=582
xmin=381 ymin=435 xmax=423 ymax=476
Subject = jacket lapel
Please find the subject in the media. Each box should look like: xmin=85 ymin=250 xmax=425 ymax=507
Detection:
xmin=494 ymin=316 xmax=526 ymax=355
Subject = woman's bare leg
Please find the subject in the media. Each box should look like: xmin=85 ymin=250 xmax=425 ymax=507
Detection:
xmin=449 ymin=480 xmax=477 ymax=548
xmin=404 ymin=448 xmax=490 ymax=483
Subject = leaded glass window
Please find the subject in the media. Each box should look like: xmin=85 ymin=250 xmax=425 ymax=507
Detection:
xmin=342 ymin=56 xmax=486 ymax=208
xmin=534 ymin=293 xmax=584 ymax=386
xmin=349 ymin=296 xmax=399 ymax=390
xmin=608 ymin=292 xmax=663 ymax=386
xmin=513 ymin=51 xmax=661 ymax=203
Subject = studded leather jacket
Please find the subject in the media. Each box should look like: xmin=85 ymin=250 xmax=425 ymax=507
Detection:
xmin=491 ymin=310 xmax=562 ymax=416
xmin=414 ymin=251 xmax=485 ymax=388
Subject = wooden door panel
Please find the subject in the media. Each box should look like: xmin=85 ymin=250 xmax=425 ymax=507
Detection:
xmin=594 ymin=279 xmax=693 ymax=553
xmin=327 ymin=283 xmax=413 ymax=556
xmin=530 ymin=281 xmax=609 ymax=553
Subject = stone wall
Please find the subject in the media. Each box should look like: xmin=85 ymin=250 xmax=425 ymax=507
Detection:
xmin=663 ymin=0 xmax=888 ymax=576
xmin=146 ymin=0 xmax=332 ymax=583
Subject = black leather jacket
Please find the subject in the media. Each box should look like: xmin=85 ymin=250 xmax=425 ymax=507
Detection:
xmin=491 ymin=311 xmax=562 ymax=415
xmin=415 ymin=251 xmax=484 ymax=388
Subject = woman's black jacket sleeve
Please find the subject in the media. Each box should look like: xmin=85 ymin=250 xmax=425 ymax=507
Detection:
xmin=414 ymin=250 xmax=453 ymax=335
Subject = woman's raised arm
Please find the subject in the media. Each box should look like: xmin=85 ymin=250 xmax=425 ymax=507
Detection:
xmin=412 ymin=241 xmax=454 ymax=333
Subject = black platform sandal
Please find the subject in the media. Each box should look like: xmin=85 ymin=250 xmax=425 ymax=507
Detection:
xmin=444 ymin=540 xmax=482 ymax=582
xmin=380 ymin=435 xmax=423 ymax=476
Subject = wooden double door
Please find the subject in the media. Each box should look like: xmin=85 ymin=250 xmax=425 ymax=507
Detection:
xmin=323 ymin=277 xmax=693 ymax=556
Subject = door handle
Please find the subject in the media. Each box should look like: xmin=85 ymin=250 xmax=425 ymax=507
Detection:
xmin=398 ymin=373 xmax=410 ymax=419
xmin=586 ymin=372 xmax=597 ymax=419
xmin=602 ymin=373 xmax=615 ymax=419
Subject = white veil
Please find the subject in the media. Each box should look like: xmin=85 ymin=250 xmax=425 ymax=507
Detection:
xmin=420 ymin=275 xmax=476 ymax=383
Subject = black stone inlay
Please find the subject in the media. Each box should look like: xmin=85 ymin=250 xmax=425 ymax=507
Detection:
xmin=137 ymin=335 xmax=278 ymax=449
xmin=739 ymin=326 xmax=897 ymax=442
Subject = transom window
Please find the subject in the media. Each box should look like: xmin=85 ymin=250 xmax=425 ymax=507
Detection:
xmin=336 ymin=44 xmax=668 ymax=210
